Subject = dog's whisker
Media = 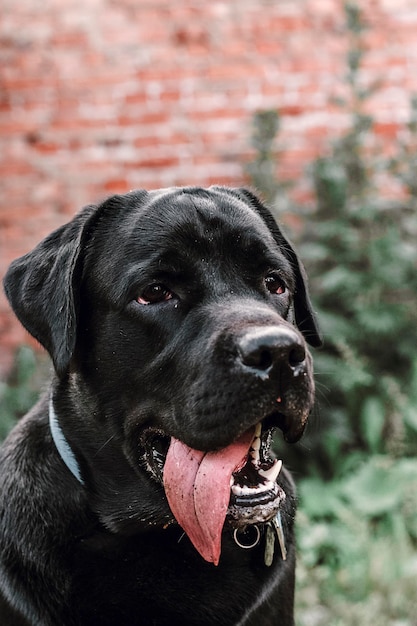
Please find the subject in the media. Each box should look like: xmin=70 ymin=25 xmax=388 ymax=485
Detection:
xmin=94 ymin=435 xmax=116 ymax=457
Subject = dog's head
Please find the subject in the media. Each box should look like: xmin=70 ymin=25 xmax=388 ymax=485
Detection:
xmin=4 ymin=187 xmax=321 ymax=564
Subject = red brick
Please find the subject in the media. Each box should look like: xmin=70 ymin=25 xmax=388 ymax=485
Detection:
xmin=103 ymin=178 xmax=130 ymax=193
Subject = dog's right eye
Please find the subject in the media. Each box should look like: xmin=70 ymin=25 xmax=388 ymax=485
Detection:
xmin=265 ymin=274 xmax=286 ymax=296
xmin=137 ymin=284 xmax=175 ymax=305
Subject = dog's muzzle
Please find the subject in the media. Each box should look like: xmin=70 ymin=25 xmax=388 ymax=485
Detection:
xmin=138 ymin=324 xmax=312 ymax=565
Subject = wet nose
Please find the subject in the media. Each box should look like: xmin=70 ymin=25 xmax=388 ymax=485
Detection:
xmin=237 ymin=325 xmax=306 ymax=376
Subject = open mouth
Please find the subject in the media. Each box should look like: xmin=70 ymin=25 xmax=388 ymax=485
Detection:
xmin=140 ymin=416 xmax=286 ymax=564
xmin=141 ymin=420 xmax=284 ymax=510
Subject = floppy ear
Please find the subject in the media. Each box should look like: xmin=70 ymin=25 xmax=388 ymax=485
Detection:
xmin=3 ymin=204 xmax=100 ymax=376
xmin=235 ymin=188 xmax=323 ymax=348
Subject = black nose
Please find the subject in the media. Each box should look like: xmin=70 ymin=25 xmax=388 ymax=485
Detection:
xmin=237 ymin=325 xmax=306 ymax=376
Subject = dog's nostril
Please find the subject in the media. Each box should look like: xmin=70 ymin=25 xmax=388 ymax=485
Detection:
xmin=288 ymin=345 xmax=306 ymax=367
xmin=243 ymin=348 xmax=274 ymax=372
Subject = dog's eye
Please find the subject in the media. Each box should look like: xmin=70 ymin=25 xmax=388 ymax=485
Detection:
xmin=265 ymin=274 xmax=286 ymax=295
xmin=137 ymin=284 xmax=175 ymax=305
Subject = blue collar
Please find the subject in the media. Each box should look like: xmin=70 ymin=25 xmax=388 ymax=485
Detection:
xmin=49 ymin=399 xmax=84 ymax=485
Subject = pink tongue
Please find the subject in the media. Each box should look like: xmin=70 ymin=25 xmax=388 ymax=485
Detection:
xmin=163 ymin=428 xmax=254 ymax=565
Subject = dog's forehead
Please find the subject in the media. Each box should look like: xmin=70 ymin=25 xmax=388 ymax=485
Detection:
xmin=130 ymin=187 xmax=277 ymax=252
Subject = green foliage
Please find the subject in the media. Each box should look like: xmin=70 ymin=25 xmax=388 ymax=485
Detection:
xmin=246 ymin=109 xmax=293 ymax=214
xmin=0 ymin=346 xmax=49 ymax=441
xmin=296 ymin=456 xmax=417 ymax=625
xmin=305 ymin=188 xmax=417 ymax=472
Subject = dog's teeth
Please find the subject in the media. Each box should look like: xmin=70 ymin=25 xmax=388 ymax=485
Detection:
xmin=250 ymin=438 xmax=261 ymax=465
xmin=249 ymin=423 xmax=262 ymax=464
xmin=258 ymin=460 xmax=282 ymax=484
xmin=231 ymin=481 xmax=274 ymax=497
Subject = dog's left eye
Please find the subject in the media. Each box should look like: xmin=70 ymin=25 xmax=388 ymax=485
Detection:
xmin=137 ymin=284 xmax=175 ymax=305
xmin=265 ymin=274 xmax=286 ymax=295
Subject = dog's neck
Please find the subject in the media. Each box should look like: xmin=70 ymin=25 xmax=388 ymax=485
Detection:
xmin=49 ymin=398 xmax=84 ymax=485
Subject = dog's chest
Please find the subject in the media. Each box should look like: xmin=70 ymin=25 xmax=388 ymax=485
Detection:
xmin=70 ymin=529 xmax=280 ymax=625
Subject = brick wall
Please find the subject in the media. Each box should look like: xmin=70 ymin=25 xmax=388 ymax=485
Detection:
xmin=1 ymin=0 xmax=417 ymax=376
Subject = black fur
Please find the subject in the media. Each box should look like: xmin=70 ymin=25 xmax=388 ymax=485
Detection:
xmin=1 ymin=187 xmax=321 ymax=625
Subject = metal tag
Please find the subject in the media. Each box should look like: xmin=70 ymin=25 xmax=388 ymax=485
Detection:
xmin=264 ymin=522 xmax=276 ymax=566
xmin=272 ymin=511 xmax=287 ymax=561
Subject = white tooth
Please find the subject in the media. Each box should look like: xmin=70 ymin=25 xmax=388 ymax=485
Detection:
xmin=249 ymin=423 xmax=262 ymax=464
xmin=259 ymin=459 xmax=282 ymax=483
xmin=250 ymin=440 xmax=261 ymax=465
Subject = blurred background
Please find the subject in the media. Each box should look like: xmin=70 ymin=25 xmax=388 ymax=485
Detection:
xmin=1 ymin=1 xmax=417 ymax=624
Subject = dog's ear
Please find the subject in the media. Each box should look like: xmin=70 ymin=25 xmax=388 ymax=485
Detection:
xmin=3 ymin=204 xmax=100 ymax=376
xmin=235 ymin=188 xmax=323 ymax=348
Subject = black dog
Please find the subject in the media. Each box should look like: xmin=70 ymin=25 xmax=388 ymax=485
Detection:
xmin=0 ymin=187 xmax=321 ymax=625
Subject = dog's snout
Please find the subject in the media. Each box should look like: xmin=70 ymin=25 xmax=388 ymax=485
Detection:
xmin=237 ymin=326 xmax=306 ymax=376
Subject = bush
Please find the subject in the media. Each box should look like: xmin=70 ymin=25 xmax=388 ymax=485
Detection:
xmin=0 ymin=347 xmax=50 ymax=441
xmin=296 ymin=457 xmax=417 ymax=625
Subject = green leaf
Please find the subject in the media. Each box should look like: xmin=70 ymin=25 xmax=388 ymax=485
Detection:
xmin=360 ymin=396 xmax=385 ymax=452
xmin=299 ymin=478 xmax=344 ymax=518
xmin=342 ymin=458 xmax=401 ymax=516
